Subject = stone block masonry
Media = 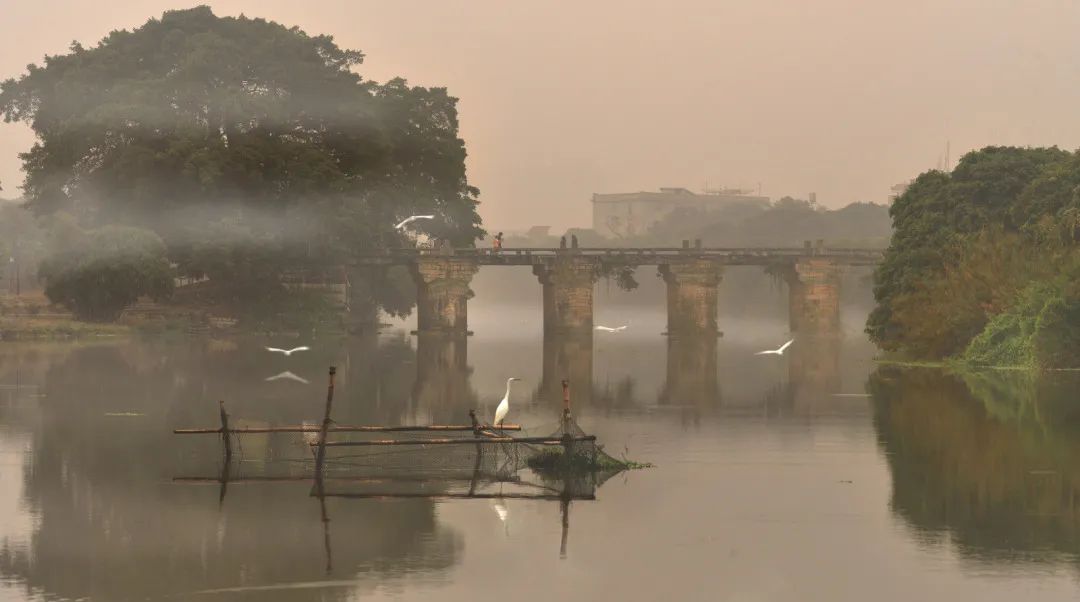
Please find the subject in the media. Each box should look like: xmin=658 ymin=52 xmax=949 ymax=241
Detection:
xmin=658 ymin=260 xmax=724 ymax=337
xmin=409 ymin=257 xmax=479 ymax=334
xmin=785 ymin=259 xmax=843 ymax=337
xmin=533 ymin=257 xmax=601 ymax=335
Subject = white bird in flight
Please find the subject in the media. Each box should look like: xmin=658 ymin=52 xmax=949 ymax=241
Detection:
xmin=265 ymin=371 xmax=310 ymax=384
xmin=266 ymin=346 xmax=309 ymax=356
xmin=755 ymin=339 xmax=794 ymax=356
xmin=493 ymin=377 xmax=521 ymax=427
xmin=595 ymin=325 xmax=628 ymax=333
xmin=394 ymin=215 xmax=435 ymax=230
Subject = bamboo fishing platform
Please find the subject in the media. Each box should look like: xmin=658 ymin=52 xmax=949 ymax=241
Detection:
xmin=172 ymin=366 xmax=602 ymax=499
xmin=171 ymin=367 xmax=613 ymax=565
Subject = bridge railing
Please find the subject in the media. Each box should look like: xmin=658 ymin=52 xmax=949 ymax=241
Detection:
xmin=355 ymin=247 xmax=884 ymax=260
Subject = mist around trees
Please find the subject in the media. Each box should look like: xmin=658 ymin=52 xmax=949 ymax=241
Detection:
xmin=0 ymin=6 xmax=481 ymax=327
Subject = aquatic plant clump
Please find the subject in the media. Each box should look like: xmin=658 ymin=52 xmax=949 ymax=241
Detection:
xmin=526 ymin=446 xmax=652 ymax=475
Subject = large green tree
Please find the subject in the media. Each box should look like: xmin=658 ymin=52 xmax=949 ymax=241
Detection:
xmin=867 ymin=146 xmax=1080 ymax=363
xmin=0 ymin=6 xmax=482 ymax=312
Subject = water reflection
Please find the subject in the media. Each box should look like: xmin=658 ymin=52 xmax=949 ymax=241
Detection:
xmin=4 ymin=330 xmax=1080 ymax=600
xmin=539 ymin=332 xmax=593 ymax=407
xmin=0 ymin=341 xmax=461 ymax=601
xmin=871 ymin=366 xmax=1080 ymax=564
xmin=661 ymin=334 xmax=720 ymax=407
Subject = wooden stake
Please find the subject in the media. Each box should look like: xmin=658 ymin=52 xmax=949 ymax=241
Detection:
xmin=218 ymin=400 xmax=232 ymax=465
xmin=561 ymin=380 xmax=574 ymax=457
xmin=314 ymin=367 xmax=337 ymax=478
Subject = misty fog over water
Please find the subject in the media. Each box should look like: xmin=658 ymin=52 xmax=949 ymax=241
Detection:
xmin=2 ymin=2 xmax=1080 ymax=600
xmin=0 ymin=272 xmax=1079 ymax=601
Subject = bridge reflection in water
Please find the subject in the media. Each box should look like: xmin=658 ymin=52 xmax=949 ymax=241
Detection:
xmin=411 ymin=329 xmax=843 ymax=414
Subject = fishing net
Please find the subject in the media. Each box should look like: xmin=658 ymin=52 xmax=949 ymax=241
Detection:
xmin=311 ymin=414 xmax=625 ymax=499
xmin=176 ymin=410 xmax=636 ymax=500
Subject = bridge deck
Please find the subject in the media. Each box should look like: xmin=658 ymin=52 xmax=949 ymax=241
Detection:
xmin=352 ymin=247 xmax=883 ymax=267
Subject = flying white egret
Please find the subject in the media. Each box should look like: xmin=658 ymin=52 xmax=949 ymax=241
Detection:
xmin=755 ymin=339 xmax=794 ymax=356
xmin=265 ymin=371 xmax=310 ymax=384
xmin=594 ymin=325 xmax=628 ymax=333
xmin=266 ymin=346 xmax=309 ymax=356
xmin=394 ymin=215 xmax=435 ymax=230
xmin=493 ymin=377 xmax=521 ymax=427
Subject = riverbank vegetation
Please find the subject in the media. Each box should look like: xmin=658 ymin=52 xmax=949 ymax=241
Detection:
xmin=868 ymin=146 xmax=1080 ymax=369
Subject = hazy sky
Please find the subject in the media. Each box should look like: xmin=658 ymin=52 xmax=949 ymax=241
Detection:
xmin=3 ymin=0 xmax=1080 ymax=229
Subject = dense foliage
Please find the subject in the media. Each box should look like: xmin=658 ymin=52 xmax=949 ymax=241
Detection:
xmin=39 ymin=225 xmax=174 ymax=321
xmin=0 ymin=6 xmax=482 ymax=318
xmin=507 ymin=198 xmax=891 ymax=250
xmin=868 ymin=146 xmax=1080 ymax=368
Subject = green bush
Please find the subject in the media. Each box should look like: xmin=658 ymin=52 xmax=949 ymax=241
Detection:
xmin=39 ymin=226 xmax=174 ymax=321
xmin=963 ymin=270 xmax=1080 ymax=369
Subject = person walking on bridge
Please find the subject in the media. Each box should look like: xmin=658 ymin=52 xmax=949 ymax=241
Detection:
xmin=492 ymin=232 xmax=504 ymax=252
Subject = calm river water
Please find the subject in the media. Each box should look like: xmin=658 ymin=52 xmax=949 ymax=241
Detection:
xmin=0 ymin=268 xmax=1079 ymax=601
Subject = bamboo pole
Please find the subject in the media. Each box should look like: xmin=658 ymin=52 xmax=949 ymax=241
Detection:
xmin=561 ymin=379 xmax=574 ymax=458
xmin=314 ymin=367 xmax=337 ymax=478
xmin=218 ymin=400 xmax=232 ymax=465
xmin=313 ymin=492 xmax=595 ymax=501
xmin=468 ymin=409 xmax=483 ymax=496
xmin=315 ymin=435 xmax=596 ymax=447
xmin=173 ymin=424 xmax=522 ymax=434
xmin=173 ymin=474 xmax=522 ymax=484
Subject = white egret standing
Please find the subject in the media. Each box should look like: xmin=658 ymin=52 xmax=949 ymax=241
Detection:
xmin=394 ymin=215 xmax=435 ymax=230
xmin=594 ymin=325 xmax=628 ymax=333
xmin=266 ymin=346 xmax=309 ymax=356
xmin=493 ymin=377 xmax=521 ymax=427
xmin=755 ymin=339 xmax=794 ymax=356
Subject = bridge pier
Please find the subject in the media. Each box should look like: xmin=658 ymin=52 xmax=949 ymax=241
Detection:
xmin=533 ymin=256 xmax=600 ymax=335
xmin=409 ymin=256 xmax=479 ymax=335
xmin=658 ymin=260 xmax=723 ymax=337
xmin=784 ymin=258 xmax=843 ymax=337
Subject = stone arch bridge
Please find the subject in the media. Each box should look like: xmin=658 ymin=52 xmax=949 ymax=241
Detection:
xmin=353 ymin=241 xmax=883 ymax=339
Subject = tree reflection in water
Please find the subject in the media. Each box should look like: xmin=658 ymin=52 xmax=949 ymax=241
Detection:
xmin=0 ymin=339 xmax=458 ymax=601
xmin=0 ymin=336 xmax=607 ymax=600
xmin=871 ymin=366 xmax=1080 ymax=565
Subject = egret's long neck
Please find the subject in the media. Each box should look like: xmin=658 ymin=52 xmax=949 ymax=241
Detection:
xmin=504 ymin=379 xmax=514 ymax=400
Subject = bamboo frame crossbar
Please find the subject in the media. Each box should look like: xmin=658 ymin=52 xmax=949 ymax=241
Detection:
xmin=312 ymin=435 xmax=597 ymax=447
xmin=312 ymin=491 xmax=596 ymax=501
xmin=172 ymin=474 xmax=522 ymax=485
xmin=173 ymin=424 xmax=522 ymax=435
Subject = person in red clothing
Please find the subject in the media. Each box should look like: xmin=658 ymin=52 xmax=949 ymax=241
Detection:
xmin=492 ymin=232 xmax=503 ymax=252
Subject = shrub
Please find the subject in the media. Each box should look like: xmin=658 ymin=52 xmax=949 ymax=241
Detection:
xmin=39 ymin=226 xmax=174 ymax=321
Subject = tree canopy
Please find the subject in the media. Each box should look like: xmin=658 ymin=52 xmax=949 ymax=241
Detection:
xmin=0 ymin=6 xmax=482 ymax=317
xmin=868 ymin=146 xmax=1080 ymax=367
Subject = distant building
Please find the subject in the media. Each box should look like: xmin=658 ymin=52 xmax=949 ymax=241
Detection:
xmin=889 ymin=181 xmax=911 ymax=204
xmin=591 ymin=187 xmax=769 ymax=238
